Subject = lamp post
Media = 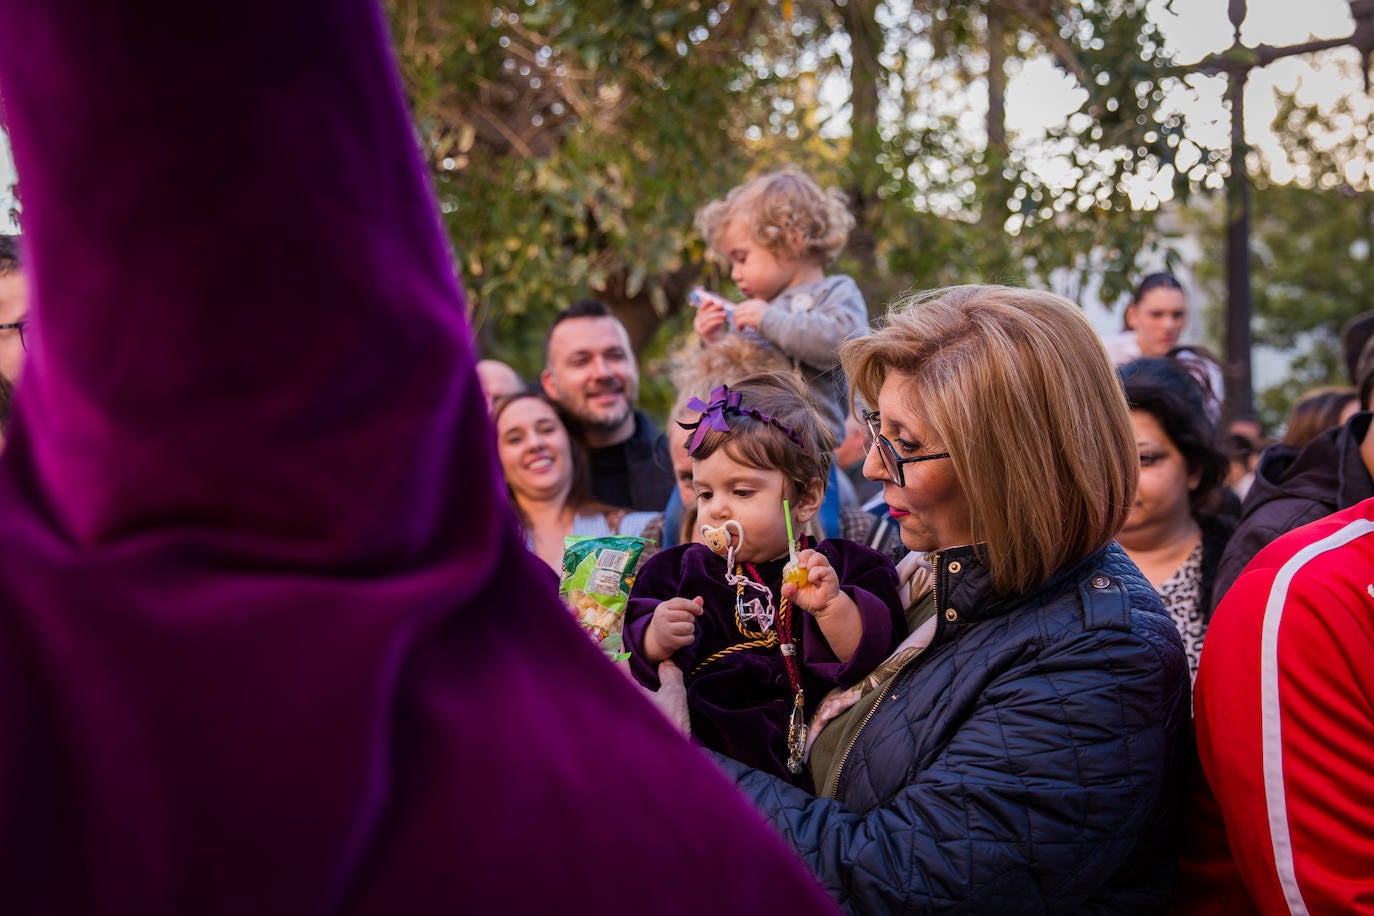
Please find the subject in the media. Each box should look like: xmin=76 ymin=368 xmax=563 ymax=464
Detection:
xmin=1224 ymin=0 xmax=1253 ymax=420
xmin=1194 ymin=0 xmax=1374 ymax=420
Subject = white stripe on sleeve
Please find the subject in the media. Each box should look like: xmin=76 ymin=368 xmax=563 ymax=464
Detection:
xmin=1259 ymin=517 xmax=1374 ymax=916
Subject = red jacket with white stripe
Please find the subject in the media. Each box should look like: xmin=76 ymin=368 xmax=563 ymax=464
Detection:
xmin=1175 ymin=497 xmax=1374 ymax=915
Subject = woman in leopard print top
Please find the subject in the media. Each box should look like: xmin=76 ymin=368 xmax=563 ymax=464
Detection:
xmin=1118 ymin=357 xmax=1237 ymax=681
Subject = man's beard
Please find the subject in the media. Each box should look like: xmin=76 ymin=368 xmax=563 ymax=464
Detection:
xmin=577 ymin=397 xmax=632 ymax=437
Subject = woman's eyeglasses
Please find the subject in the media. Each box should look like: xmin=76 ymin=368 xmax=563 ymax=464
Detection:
xmin=0 ymin=318 xmax=29 ymax=352
xmin=862 ymin=410 xmax=951 ymax=488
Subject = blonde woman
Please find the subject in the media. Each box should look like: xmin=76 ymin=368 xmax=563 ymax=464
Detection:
xmin=661 ymin=285 xmax=1191 ymax=912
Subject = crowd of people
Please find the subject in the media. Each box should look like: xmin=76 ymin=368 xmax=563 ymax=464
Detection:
xmin=476 ymin=258 xmax=1374 ymax=912
xmin=392 ymin=187 xmax=1374 ymax=911
xmin=1 ymin=2 xmax=1370 ymax=913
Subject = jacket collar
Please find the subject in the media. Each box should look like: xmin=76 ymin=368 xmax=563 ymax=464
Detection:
xmin=928 ymin=543 xmax=1112 ymax=636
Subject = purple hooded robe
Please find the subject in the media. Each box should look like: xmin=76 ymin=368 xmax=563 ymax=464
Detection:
xmin=0 ymin=1 xmax=839 ymax=913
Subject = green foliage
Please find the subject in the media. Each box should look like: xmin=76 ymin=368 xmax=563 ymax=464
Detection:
xmin=1185 ymin=70 xmax=1374 ymax=431
xmin=1189 ymin=182 xmax=1374 ymax=430
xmin=1004 ymin=0 xmax=1195 ymax=301
xmin=384 ymin=0 xmax=1195 ymax=425
xmin=389 ymin=0 xmax=786 ymax=391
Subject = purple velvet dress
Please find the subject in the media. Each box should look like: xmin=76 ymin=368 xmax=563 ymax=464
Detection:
xmin=0 ymin=1 xmax=840 ymax=913
xmin=625 ymin=539 xmax=904 ymax=791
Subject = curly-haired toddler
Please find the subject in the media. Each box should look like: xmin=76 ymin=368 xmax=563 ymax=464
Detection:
xmin=693 ymin=167 xmax=869 ymax=443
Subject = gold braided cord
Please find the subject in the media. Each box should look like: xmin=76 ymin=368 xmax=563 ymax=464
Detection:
xmin=687 ymin=558 xmax=808 ymax=772
xmin=689 ymin=563 xmax=783 ymax=680
xmin=690 ymin=633 xmax=778 ymax=679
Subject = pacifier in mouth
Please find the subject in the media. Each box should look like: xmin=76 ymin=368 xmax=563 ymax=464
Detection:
xmin=699 ymin=519 xmax=744 ymax=557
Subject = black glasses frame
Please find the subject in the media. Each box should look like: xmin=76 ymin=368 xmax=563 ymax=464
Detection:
xmin=862 ymin=409 xmax=951 ymax=488
xmin=0 ymin=319 xmax=29 ymax=352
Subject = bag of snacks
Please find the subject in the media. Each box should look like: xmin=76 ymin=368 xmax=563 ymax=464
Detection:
xmin=559 ymin=535 xmax=650 ymax=661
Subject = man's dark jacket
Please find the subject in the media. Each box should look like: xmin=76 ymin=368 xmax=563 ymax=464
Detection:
xmin=1211 ymin=411 xmax=1374 ymax=611
xmin=587 ymin=409 xmax=674 ymax=512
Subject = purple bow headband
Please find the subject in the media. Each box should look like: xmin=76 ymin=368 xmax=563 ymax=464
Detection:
xmin=679 ymin=384 xmax=805 ymax=453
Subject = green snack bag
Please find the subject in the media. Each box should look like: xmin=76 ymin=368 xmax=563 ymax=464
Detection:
xmin=559 ymin=535 xmax=650 ymax=660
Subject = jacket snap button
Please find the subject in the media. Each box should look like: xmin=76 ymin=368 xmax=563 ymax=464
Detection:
xmin=948 ymin=561 xmax=962 ymax=574
xmin=1091 ymin=575 xmax=1110 ymax=589
xmin=944 ymin=608 xmax=958 ymax=622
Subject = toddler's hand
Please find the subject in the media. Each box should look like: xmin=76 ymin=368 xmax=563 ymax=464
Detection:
xmin=782 ymin=550 xmax=841 ymax=617
xmin=731 ymin=298 xmax=769 ymax=333
xmin=692 ymin=298 xmax=730 ymax=343
xmin=645 ymin=596 xmax=704 ymax=663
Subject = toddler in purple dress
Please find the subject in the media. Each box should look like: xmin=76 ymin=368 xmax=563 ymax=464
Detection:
xmin=625 ymin=372 xmax=904 ymax=791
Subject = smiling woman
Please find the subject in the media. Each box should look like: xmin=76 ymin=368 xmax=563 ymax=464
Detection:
xmin=492 ymin=391 xmax=657 ymax=570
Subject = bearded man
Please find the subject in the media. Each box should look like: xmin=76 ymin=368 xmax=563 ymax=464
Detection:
xmin=540 ymin=299 xmax=674 ymax=512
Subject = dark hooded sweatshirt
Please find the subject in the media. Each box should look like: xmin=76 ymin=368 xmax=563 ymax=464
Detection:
xmin=1211 ymin=412 xmax=1374 ymax=611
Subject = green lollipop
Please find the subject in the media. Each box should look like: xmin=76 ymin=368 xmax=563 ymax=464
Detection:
xmin=782 ymin=499 xmax=806 ymax=587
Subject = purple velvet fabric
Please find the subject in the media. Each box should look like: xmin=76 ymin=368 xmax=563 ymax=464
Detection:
xmin=625 ymin=539 xmax=904 ymax=790
xmin=0 ymin=2 xmax=839 ymax=913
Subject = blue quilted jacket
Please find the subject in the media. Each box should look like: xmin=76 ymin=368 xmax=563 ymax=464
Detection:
xmin=715 ymin=542 xmax=1191 ymax=914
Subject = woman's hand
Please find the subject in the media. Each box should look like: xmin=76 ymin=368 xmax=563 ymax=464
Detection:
xmin=644 ymin=596 xmax=703 ymax=662
xmin=645 ymin=660 xmax=690 ymax=735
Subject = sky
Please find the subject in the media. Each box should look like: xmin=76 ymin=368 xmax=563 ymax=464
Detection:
xmin=2 ymin=0 xmax=1367 ymax=342
xmin=2 ymin=1 xmax=1363 ymax=223
xmin=1 ymin=130 xmax=13 ymax=231
xmin=1003 ymin=0 xmax=1366 ymax=379
xmin=1007 ymin=0 xmax=1366 ymax=200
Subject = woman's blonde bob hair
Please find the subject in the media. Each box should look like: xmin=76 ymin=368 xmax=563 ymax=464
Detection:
xmin=842 ymin=285 xmax=1138 ymax=595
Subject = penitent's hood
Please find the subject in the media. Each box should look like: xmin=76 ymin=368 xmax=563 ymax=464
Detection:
xmin=0 ymin=2 xmax=838 ymax=913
